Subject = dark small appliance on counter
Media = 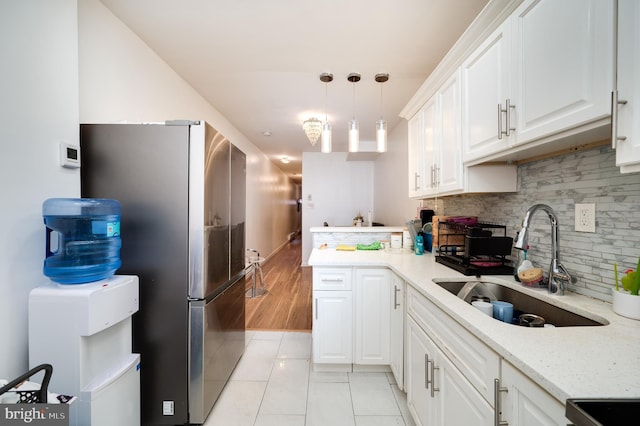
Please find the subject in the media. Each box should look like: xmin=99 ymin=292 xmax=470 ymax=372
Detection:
xmin=435 ymin=218 xmax=513 ymax=276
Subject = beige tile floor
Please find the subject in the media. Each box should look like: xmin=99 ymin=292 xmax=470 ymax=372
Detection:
xmin=204 ymin=331 xmax=416 ymax=426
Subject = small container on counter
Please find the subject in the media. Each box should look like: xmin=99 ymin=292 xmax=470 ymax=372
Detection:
xmin=402 ymin=229 xmax=413 ymax=250
xmin=390 ymin=232 xmax=402 ymax=249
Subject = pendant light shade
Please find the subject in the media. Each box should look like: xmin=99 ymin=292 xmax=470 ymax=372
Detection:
xmin=320 ymin=72 xmax=333 ymax=153
xmin=347 ymin=73 xmax=361 ymax=153
xmin=376 ymin=119 xmax=387 ymax=153
xmin=321 ymin=122 xmax=332 ymax=153
xmin=348 ymin=119 xmax=359 ymax=153
xmin=375 ymin=73 xmax=389 ymax=153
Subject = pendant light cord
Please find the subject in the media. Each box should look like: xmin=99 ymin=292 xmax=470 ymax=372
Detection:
xmin=379 ymin=83 xmax=383 ymax=119
xmin=325 ymin=82 xmax=328 ymax=122
xmin=352 ymin=81 xmax=356 ymax=120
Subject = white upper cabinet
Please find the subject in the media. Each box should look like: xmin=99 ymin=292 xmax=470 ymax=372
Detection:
xmin=510 ymin=0 xmax=614 ymax=146
xmin=614 ymin=0 xmax=640 ymax=173
xmin=421 ymin=91 xmax=441 ymax=197
xmin=408 ymin=109 xmax=426 ymax=197
xmin=408 ymin=71 xmax=470 ymax=198
xmin=436 ymin=71 xmax=464 ymax=194
xmin=462 ymin=19 xmax=512 ymax=162
xmin=460 ymin=0 xmax=614 ymax=163
xmin=408 ymin=69 xmax=516 ymax=199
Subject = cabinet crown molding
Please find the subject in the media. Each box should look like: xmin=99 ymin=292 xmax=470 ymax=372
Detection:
xmin=400 ymin=0 xmax=523 ymax=120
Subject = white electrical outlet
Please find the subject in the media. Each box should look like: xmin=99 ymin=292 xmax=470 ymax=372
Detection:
xmin=162 ymin=400 xmax=174 ymax=416
xmin=575 ymin=203 xmax=596 ymax=233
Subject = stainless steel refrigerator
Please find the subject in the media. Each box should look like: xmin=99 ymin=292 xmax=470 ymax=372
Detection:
xmin=80 ymin=121 xmax=246 ymax=425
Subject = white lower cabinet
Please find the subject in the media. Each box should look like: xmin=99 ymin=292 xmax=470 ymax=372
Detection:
xmin=390 ymin=273 xmax=405 ymax=390
xmin=407 ymin=317 xmax=493 ymax=426
xmin=312 ymin=290 xmax=353 ymax=364
xmin=500 ymin=360 xmax=567 ymax=426
xmin=312 ymin=267 xmax=353 ymax=364
xmin=405 ymin=300 xmax=494 ymax=426
xmin=354 ymin=268 xmax=391 ymax=364
xmin=405 ymin=285 xmax=568 ymax=426
xmin=312 ymin=266 xmax=399 ymax=370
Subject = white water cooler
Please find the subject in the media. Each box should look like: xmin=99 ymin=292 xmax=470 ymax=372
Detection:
xmin=29 ymin=275 xmax=140 ymax=426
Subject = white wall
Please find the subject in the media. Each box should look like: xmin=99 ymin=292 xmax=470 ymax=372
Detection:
xmin=373 ymin=122 xmax=421 ymax=225
xmin=0 ymin=0 xmax=80 ymax=378
xmin=0 ymin=0 xmax=298 ymax=379
xmin=301 ymin=153 xmax=374 ymax=264
xmin=78 ymin=0 xmax=297 ymax=259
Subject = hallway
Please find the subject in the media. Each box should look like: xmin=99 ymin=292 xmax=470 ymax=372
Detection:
xmin=245 ymin=237 xmax=312 ymax=330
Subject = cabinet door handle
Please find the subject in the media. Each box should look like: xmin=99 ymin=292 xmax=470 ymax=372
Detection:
xmin=315 ymin=298 xmax=318 ymax=320
xmin=430 ymin=165 xmax=437 ymax=188
xmin=497 ymin=103 xmax=503 ymax=140
xmin=506 ymin=98 xmax=516 ymax=136
xmin=429 ymin=359 xmax=440 ymax=398
xmin=414 ymin=172 xmax=420 ymax=191
xmin=424 ymin=354 xmax=430 ymax=390
xmin=611 ymin=90 xmax=628 ymax=149
xmin=393 ymin=286 xmax=400 ymax=309
xmin=494 ymin=378 xmax=509 ymax=426
xmin=321 ymin=277 xmax=343 ymax=282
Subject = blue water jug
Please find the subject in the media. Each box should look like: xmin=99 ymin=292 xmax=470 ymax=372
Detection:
xmin=43 ymin=198 xmax=122 ymax=284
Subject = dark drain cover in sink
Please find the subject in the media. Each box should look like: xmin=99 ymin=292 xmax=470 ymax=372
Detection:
xmin=566 ymin=398 xmax=640 ymax=425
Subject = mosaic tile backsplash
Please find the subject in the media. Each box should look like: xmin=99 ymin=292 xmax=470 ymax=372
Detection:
xmin=427 ymin=146 xmax=640 ymax=302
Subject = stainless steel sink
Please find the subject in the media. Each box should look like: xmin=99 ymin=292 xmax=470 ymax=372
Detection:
xmin=434 ymin=281 xmax=607 ymax=327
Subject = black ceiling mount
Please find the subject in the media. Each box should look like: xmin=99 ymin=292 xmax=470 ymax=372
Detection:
xmin=319 ymin=72 xmax=333 ymax=83
xmin=347 ymin=72 xmax=361 ymax=83
xmin=375 ymin=73 xmax=389 ymax=83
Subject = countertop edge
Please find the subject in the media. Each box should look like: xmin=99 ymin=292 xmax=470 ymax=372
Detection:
xmin=310 ymin=226 xmax=405 ymax=233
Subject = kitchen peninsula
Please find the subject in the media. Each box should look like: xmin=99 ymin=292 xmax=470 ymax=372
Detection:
xmin=308 ymin=247 xmax=640 ymax=425
xmin=310 ymin=226 xmax=405 ymax=249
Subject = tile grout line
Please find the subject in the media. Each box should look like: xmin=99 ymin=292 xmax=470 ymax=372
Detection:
xmin=251 ymin=331 xmax=283 ymax=426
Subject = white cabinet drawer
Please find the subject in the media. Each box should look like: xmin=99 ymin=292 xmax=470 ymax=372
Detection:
xmin=313 ymin=267 xmax=352 ymax=291
xmin=407 ymin=286 xmax=499 ymax=405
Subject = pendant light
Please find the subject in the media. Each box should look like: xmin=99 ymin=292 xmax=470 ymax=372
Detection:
xmin=320 ymin=72 xmax=333 ymax=153
xmin=375 ymin=73 xmax=389 ymax=153
xmin=347 ymin=72 xmax=361 ymax=153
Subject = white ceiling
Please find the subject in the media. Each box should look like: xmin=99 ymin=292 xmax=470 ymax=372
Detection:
xmin=99 ymin=0 xmax=489 ymax=181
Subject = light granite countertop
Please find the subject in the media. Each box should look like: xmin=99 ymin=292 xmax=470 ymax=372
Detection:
xmin=310 ymin=226 xmax=405 ymax=233
xmin=308 ymin=248 xmax=640 ymax=404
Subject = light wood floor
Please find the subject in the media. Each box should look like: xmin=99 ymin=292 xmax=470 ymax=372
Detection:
xmin=244 ymin=237 xmax=312 ymax=331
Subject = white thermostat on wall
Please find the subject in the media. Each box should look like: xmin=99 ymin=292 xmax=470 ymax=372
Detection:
xmin=60 ymin=142 xmax=80 ymax=168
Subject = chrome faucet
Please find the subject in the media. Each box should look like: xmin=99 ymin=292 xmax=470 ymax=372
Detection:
xmin=514 ymin=204 xmax=572 ymax=295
